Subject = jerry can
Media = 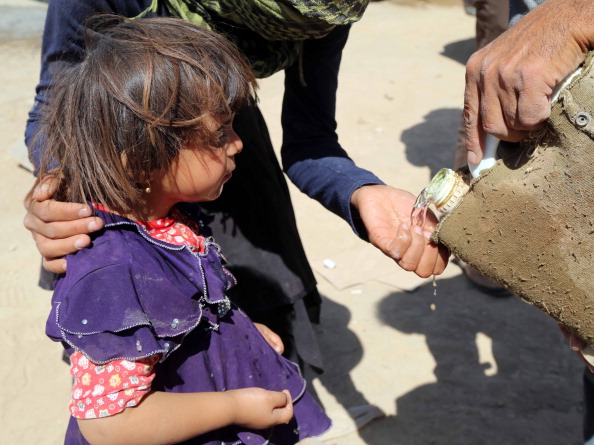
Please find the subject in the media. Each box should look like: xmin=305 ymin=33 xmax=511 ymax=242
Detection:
xmin=426 ymin=53 xmax=594 ymax=346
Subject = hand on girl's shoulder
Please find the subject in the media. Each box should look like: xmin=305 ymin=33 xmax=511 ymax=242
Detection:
xmin=24 ymin=175 xmax=104 ymax=274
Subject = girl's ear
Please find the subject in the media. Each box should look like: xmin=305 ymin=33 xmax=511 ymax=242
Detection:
xmin=144 ymin=170 xmax=156 ymax=193
xmin=120 ymin=151 xmax=149 ymax=188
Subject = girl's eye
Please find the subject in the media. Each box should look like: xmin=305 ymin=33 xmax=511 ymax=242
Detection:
xmin=215 ymin=130 xmax=227 ymax=145
xmin=214 ymin=124 xmax=232 ymax=146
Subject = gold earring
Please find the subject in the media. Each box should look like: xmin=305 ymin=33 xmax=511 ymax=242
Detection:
xmin=145 ymin=182 xmax=151 ymax=194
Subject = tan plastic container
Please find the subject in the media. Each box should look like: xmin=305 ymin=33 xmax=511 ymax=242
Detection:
xmin=432 ymin=53 xmax=594 ymax=346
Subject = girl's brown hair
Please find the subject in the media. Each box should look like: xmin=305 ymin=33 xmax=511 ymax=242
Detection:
xmin=36 ymin=15 xmax=257 ymax=215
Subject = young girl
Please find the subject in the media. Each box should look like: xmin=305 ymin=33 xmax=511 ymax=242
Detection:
xmin=35 ymin=15 xmax=331 ymax=445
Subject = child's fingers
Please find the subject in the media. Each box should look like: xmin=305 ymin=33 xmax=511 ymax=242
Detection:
xmin=281 ymin=389 xmax=292 ymax=407
xmin=269 ymin=389 xmax=292 ymax=408
xmin=273 ymin=390 xmax=294 ymax=424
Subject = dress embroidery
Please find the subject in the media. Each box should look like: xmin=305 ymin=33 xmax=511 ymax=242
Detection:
xmin=69 ymin=205 xmax=207 ymax=419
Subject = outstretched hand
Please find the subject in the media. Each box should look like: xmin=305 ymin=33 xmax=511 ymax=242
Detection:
xmin=23 ymin=175 xmax=104 ymax=273
xmin=350 ymin=184 xmax=448 ymax=278
xmin=464 ymin=0 xmax=592 ymax=165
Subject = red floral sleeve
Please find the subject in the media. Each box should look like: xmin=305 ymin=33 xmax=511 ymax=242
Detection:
xmin=69 ymin=351 xmax=159 ymax=419
xmin=70 ymin=205 xmax=201 ymax=419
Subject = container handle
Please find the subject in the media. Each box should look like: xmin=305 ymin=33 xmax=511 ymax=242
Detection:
xmin=468 ymin=66 xmax=584 ymax=179
xmin=469 ymin=133 xmax=499 ymax=178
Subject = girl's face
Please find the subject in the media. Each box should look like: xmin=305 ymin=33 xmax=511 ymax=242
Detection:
xmin=146 ymin=115 xmax=242 ymax=218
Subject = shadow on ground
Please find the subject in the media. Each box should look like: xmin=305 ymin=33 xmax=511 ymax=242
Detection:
xmin=310 ymin=296 xmax=372 ymax=411
xmin=441 ymin=37 xmax=475 ymax=65
xmin=402 ymin=108 xmax=462 ymax=178
xmin=317 ymin=274 xmax=584 ymax=444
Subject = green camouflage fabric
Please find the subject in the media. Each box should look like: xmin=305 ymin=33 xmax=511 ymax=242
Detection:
xmin=137 ymin=0 xmax=369 ymax=78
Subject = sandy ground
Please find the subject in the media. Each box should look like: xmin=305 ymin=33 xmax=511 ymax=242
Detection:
xmin=0 ymin=1 xmax=587 ymax=444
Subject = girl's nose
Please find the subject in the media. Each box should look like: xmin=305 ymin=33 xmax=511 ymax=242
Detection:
xmin=228 ymin=128 xmax=243 ymax=155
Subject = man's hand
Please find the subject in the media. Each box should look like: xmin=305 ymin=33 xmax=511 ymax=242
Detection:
xmin=350 ymin=184 xmax=448 ymax=278
xmin=23 ymin=175 xmax=104 ymax=273
xmin=464 ymin=0 xmax=593 ymax=165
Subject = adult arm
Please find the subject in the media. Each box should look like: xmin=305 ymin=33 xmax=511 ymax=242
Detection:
xmin=281 ymin=26 xmax=447 ymax=276
xmin=464 ymin=0 xmax=594 ymax=164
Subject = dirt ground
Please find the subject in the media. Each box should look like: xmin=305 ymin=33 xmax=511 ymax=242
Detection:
xmin=0 ymin=1 xmax=586 ymax=444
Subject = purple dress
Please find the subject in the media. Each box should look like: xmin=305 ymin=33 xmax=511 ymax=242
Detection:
xmin=46 ymin=208 xmax=331 ymax=445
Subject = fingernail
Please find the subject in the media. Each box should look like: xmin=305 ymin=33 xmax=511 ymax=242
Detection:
xmin=401 ymin=223 xmax=410 ymax=231
xmin=423 ymin=231 xmax=432 ymax=239
xmin=38 ymin=183 xmax=50 ymax=193
xmin=468 ymin=151 xmax=478 ymax=165
xmin=88 ymin=220 xmax=100 ymax=231
xmin=413 ymin=225 xmax=423 ymax=235
xmin=74 ymin=238 xmax=87 ymax=249
xmin=62 ymin=261 xmax=67 ymax=272
xmin=391 ymin=248 xmax=403 ymax=260
xmin=78 ymin=207 xmax=92 ymax=217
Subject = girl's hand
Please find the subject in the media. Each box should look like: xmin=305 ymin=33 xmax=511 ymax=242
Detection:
xmin=350 ymin=184 xmax=449 ymax=278
xmin=23 ymin=175 xmax=104 ymax=273
xmin=253 ymin=323 xmax=284 ymax=354
xmin=227 ymin=388 xmax=294 ymax=429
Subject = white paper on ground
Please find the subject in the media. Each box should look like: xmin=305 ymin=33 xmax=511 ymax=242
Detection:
xmin=312 ymin=242 xmax=461 ymax=292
